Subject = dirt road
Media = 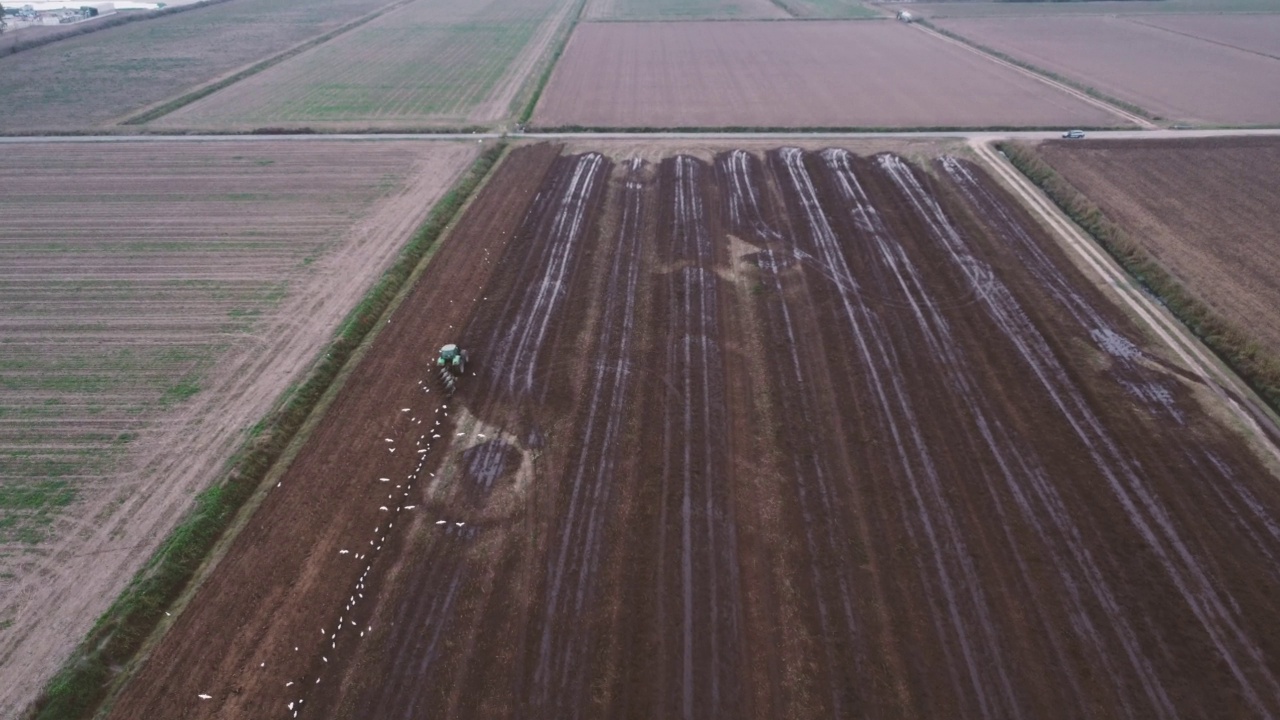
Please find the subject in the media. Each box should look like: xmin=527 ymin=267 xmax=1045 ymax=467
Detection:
xmin=110 ymin=143 xmax=1280 ymax=719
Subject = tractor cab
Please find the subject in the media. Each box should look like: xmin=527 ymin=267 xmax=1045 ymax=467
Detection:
xmin=435 ymin=343 xmax=468 ymax=395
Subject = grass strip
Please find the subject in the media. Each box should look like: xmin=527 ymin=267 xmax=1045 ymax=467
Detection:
xmin=26 ymin=142 xmax=506 ymax=720
xmin=121 ymin=0 xmax=410 ymax=126
xmin=998 ymin=140 xmax=1280 ymax=417
xmin=920 ymin=20 xmax=1157 ymax=123
xmin=516 ymin=0 xmax=588 ymax=126
xmin=1 ymin=0 xmax=235 ymax=57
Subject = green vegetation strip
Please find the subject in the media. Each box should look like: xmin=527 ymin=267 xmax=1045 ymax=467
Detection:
xmin=517 ymin=0 xmax=588 ymax=126
xmin=28 ymin=142 xmax=506 ymax=720
xmin=999 ymin=141 xmax=1280 ymax=417
xmin=920 ymin=20 xmax=1156 ymax=123
xmin=122 ymin=0 xmax=410 ymax=126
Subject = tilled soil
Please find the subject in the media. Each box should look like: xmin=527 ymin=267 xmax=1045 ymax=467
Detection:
xmin=110 ymin=143 xmax=1280 ymax=720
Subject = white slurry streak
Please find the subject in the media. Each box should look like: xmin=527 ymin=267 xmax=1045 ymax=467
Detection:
xmin=532 ymin=158 xmax=646 ymax=711
xmin=729 ymin=149 xmax=864 ymax=716
xmin=880 ymin=153 xmax=1280 ymax=716
xmin=485 ymin=153 xmax=605 ymax=398
xmin=826 ymin=148 xmax=1155 ymax=716
xmin=780 ymin=147 xmax=1008 ymax=716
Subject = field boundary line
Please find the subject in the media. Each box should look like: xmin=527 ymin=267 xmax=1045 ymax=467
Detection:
xmin=25 ymin=142 xmax=507 ymax=720
xmin=1124 ymin=16 xmax=1280 ymax=62
xmin=116 ymin=0 xmax=415 ymax=127
xmin=915 ymin=21 xmax=1158 ymax=129
xmin=972 ymin=141 xmax=1280 ymax=466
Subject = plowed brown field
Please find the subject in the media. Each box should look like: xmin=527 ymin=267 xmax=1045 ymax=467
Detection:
xmin=110 ymin=143 xmax=1280 ymax=720
xmin=532 ymin=22 xmax=1121 ymax=129
xmin=1037 ymin=136 xmax=1280 ymax=369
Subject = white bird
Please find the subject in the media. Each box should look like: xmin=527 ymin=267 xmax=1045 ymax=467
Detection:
xmin=198 ymin=694 xmax=212 ymax=700
xmin=436 ymin=520 xmax=446 ymax=525
xmin=456 ymin=522 xmax=465 ymax=527
xmin=339 ymin=549 xmax=350 ymax=554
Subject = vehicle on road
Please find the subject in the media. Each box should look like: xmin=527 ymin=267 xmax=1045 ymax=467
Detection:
xmin=1062 ymin=129 xmax=1086 ymax=139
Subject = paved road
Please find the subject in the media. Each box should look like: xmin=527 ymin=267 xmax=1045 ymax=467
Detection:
xmin=2 ymin=128 xmax=1280 ymax=143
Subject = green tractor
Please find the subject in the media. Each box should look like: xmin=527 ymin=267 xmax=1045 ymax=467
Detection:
xmin=436 ymin=343 xmax=468 ymax=395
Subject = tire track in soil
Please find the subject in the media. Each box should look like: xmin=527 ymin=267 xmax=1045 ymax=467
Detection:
xmin=333 ymin=150 xmax=613 ymax=717
xmin=878 ymin=151 xmax=1280 ymax=718
xmin=104 ymin=143 xmax=564 ymax=720
xmin=723 ymin=148 xmax=884 ymax=718
xmin=648 ymin=155 xmax=745 ymax=720
xmin=771 ymin=147 xmax=1024 ymax=719
xmin=525 ymin=157 xmax=647 ymax=717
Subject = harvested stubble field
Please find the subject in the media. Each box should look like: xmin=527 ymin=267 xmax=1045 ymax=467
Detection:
xmin=156 ymin=0 xmax=578 ymax=129
xmin=0 ymin=139 xmax=477 ymax=717
xmin=935 ymin=16 xmax=1280 ymax=126
xmin=110 ymin=142 xmax=1280 ymax=720
xmin=532 ymin=21 xmax=1123 ymax=128
xmin=0 ymin=0 xmax=401 ymax=132
xmin=1037 ymin=136 xmax=1280 ymax=374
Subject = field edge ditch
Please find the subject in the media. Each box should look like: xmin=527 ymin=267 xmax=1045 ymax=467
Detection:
xmin=24 ymin=142 xmax=508 ymax=720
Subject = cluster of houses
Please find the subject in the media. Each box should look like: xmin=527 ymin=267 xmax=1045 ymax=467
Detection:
xmin=2 ymin=2 xmax=134 ymax=28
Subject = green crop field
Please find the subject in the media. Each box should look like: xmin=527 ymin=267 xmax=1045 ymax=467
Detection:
xmin=0 ymin=0 xmax=398 ymax=132
xmin=153 ymin=0 xmax=579 ymax=128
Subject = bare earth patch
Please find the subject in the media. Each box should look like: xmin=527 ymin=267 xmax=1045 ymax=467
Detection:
xmin=0 ymin=139 xmax=477 ymax=717
xmin=532 ymin=21 xmax=1121 ymax=128
xmin=936 ymin=16 xmax=1280 ymax=125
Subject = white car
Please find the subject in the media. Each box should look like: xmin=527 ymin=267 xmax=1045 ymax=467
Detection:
xmin=1062 ymin=129 xmax=1086 ymax=139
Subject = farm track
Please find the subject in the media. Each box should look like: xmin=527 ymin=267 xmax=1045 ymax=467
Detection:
xmin=109 ymin=144 xmax=1280 ymax=719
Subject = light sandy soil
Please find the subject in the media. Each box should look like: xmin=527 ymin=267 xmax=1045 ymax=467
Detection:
xmin=936 ymin=16 xmax=1280 ymax=125
xmin=0 ymin=139 xmax=477 ymax=717
xmin=532 ymin=21 xmax=1122 ymax=128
